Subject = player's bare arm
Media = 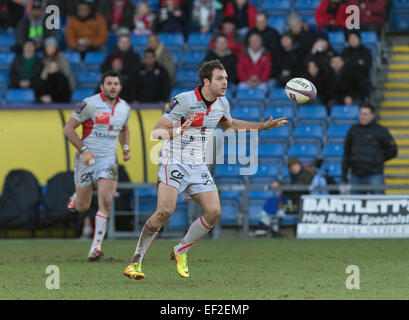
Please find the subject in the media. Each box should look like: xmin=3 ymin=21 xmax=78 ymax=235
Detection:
xmin=119 ymin=125 xmax=131 ymax=161
xmin=218 ymin=116 xmax=288 ymax=133
xmin=63 ymin=117 xmax=97 ymax=165
xmin=152 ymin=113 xmax=200 ymax=140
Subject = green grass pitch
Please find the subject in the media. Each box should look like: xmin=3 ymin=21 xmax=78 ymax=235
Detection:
xmin=1 ymin=238 xmax=409 ymax=300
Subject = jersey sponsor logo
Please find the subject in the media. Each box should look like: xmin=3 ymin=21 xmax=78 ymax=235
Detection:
xmin=190 ymin=113 xmax=204 ymax=127
xmin=201 ymin=171 xmax=209 ymax=179
xmin=95 ymin=112 xmax=110 ymax=124
xmin=166 ymin=98 xmax=179 ymax=113
xmin=94 ymin=131 xmax=118 ymax=140
xmin=80 ymin=172 xmax=93 ymax=183
xmin=75 ymin=101 xmax=87 ymax=114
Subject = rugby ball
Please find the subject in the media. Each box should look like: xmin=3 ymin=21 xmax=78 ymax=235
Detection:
xmin=285 ymin=78 xmax=317 ymax=104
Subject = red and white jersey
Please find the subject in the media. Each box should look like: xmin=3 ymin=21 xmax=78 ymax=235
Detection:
xmin=71 ymin=92 xmax=131 ymax=157
xmin=160 ymin=86 xmax=231 ymax=165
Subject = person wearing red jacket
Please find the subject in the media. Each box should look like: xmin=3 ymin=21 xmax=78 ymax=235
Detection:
xmin=237 ymin=32 xmax=272 ymax=91
xmin=223 ymin=0 xmax=257 ymax=36
xmin=315 ymin=0 xmax=351 ymax=31
xmin=349 ymin=0 xmax=386 ymax=32
xmin=209 ymin=17 xmax=243 ymax=57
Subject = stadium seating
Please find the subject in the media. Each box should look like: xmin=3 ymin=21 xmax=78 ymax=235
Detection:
xmin=328 ymin=31 xmax=346 ymax=53
xmin=0 ymin=34 xmax=14 ymax=52
xmin=264 ymin=105 xmax=295 ymax=124
xmin=230 ymin=106 xmax=262 ymax=122
xmin=330 ymin=105 xmax=359 ymax=124
xmin=157 ymin=33 xmax=185 ymax=51
xmin=322 ymin=143 xmax=344 ymax=161
xmin=248 ymin=190 xmax=275 ymax=206
xmin=169 ymin=50 xmax=180 ymax=68
xmin=65 ymin=51 xmax=82 ymax=71
xmin=293 ymin=124 xmax=324 ymax=144
xmin=294 ymin=0 xmax=320 ymax=14
xmin=220 ymin=190 xmax=241 ymax=206
xmin=322 ymin=162 xmax=342 ymax=180
xmin=268 ymin=88 xmax=292 ymax=104
xmin=0 ymin=70 xmax=8 ymax=88
xmin=296 ymin=105 xmax=328 ymax=126
xmin=75 ymin=70 xmax=101 ymax=89
xmin=187 ymin=33 xmax=212 ymax=51
xmin=168 ymin=209 xmax=189 ymax=229
xmin=71 ymin=88 xmax=95 ymax=103
xmin=326 ymin=124 xmax=351 ymax=144
xmin=220 ymin=203 xmax=240 ymax=226
xmin=288 ymin=143 xmax=320 ymax=163
xmin=267 ymin=15 xmax=288 ymax=34
xmin=175 ymin=69 xmax=199 ymax=88
xmin=235 ymin=87 xmax=266 ymax=106
xmin=262 ymin=0 xmax=292 ymax=15
xmin=84 ymin=52 xmax=107 ymax=70
xmin=214 ymin=164 xmax=244 ymax=185
xmin=130 ymin=34 xmax=150 ymax=51
xmin=249 ymin=163 xmax=281 ymax=185
xmin=248 ymin=204 xmax=263 ymax=225
xmin=181 ymin=51 xmax=206 ymax=69
xmin=5 ymin=89 xmax=35 ymax=105
xmin=259 ymin=125 xmax=291 ymax=144
xmin=0 ymin=52 xmax=15 ymax=70
xmin=258 ymin=144 xmax=287 ymax=164
xmin=299 ymin=14 xmax=318 ymax=31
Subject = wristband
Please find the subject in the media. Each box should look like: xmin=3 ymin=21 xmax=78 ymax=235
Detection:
xmin=176 ymin=127 xmax=182 ymax=135
xmin=122 ymin=144 xmax=129 ymax=151
xmin=80 ymin=146 xmax=88 ymax=154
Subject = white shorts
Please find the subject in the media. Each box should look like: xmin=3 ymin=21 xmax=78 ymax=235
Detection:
xmin=74 ymin=153 xmax=118 ymax=188
xmin=157 ymin=163 xmax=217 ymax=200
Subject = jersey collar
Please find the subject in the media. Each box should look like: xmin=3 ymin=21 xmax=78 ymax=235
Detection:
xmin=99 ymin=92 xmax=120 ymax=115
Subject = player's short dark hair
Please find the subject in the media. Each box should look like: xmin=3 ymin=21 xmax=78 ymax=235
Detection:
xmin=101 ymin=70 xmax=123 ymax=85
xmin=199 ymin=59 xmax=225 ymax=85
xmin=360 ymin=103 xmax=376 ymax=114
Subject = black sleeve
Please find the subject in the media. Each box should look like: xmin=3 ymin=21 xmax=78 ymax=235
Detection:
xmin=9 ymin=57 xmax=21 ymax=88
xmin=380 ymin=127 xmax=398 ymax=161
xmin=159 ymin=67 xmax=171 ymax=102
xmin=342 ymin=127 xmax=353 ymax=182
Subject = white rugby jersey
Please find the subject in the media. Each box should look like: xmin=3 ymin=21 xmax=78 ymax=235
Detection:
xmin=71 ymin=92 xmax=131 ymax=157
xmin=160 ymin=86 xmax=231 ymax=165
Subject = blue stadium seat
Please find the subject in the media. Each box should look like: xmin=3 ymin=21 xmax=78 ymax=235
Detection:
xmin=322 ymin=162 xmax=342 ymax=179
xmin=259 ymin=125 xmax=291 ymax=144
xmin=169 ymin=209 xmax=189 ymax=229
xmin=181 ymin=51 xmax=206 ymax=69
xmin=267 ymin=15 xmax=288 ymax=33
xmin=175 ymin=69 xmax=199 ymax=88
xmin=262 ymin=0 xmax=291 ymax=15
xmin=299 ymin=14 xmax=318 ymax=31
xmin=249 ymin=163 xmax=281 ymax=185
xmin=248 ymin=0 xmax=261 ymax=9
xmin=392 ymin=0 xmax=409 ymax=9
xmin=258 ymin=144 xmax=286 ymax=164
xmin=328 ymin=31 xmax=346 ymax=53
xmin=157 ymin=33 xmax=185 ymax=51
xmin=76 ymin=70 xmax=101 ymax=89
xmin=71 ymin=88 xmax=95 ymax=103
xmin=144 ymin=0 xmax=159 ymax=11
xmin=65 ymin=51 xmax=82 ymax=71
xmin=326 ymin=124 xmax=351 ymax=143
xmin=293 ymin=124 xmax=324 ymax=144
xmin=0 ymin=70 xmax=8 ymax=88
xmin=390 ymin=12 xmax=409 ymax=31
xmin=0 ymin=52 xmax=15 ymax=70
xmin=170 ymin=87 xmax=194 ymax=98
xmin=360 ymin=31 xmax=378 ymax=48
xmin=330 ymin=105 xmax=359 ymax=124
xmin=248 ymin=204 xmax=263 ymax=225
xmin=106 ymin=33 xmax=118 ymax=51
xmin=5 ymin=89 xmax=35 ymax=105
xmin=220 ymin=190 xmax=241 ymax=204
xmin=282 ymin=165 xmax=290 ymax=182
xmin=0 ymin=34 xmax=14 ymax=51
xmin=225 ymin=88 xmax=233 ymax=104
xmin=294 ymin=0 xmax=321 ymax=14
xmin=268 ymin=88 xmax=291 ymax=104
xmin=136 ymin=186 xmax=157 ymax=199
xmin=280 ymin=216 xmax=299 ymax=226
xmin=235 ymin=87 xmax=266 ymax=106
xmin=248 ymin=190 xmax=275 ymax=201
xmin=322 ymin=143 xmax=344 ymax=161
xmin=187 ymin=33 xmax=212 ymax=51
xmin=221 ymin=203 xmax=239 ymax=226
xmin=84 ymin=52 xmax=107 ymax=70
xmin=230 ymin=106 xmax=262 ymax=122
xmin=130 ymin=34 xmax=150 ymax=51
xmin=169 ymin=50 xmax=179 ymax=68
xmin=214 ymin=164 xmax=244 ymax=185
xmin=296 ymin=105 xmax=328 ymax=125
xmin=288 ymin=144 xmax=320 ymax=163
xmin=264 ymin=105 xmax=295 ymax=124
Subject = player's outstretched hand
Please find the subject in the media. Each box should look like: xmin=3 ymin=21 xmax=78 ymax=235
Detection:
xmin=180 ymin=113 xmax=201 ymax=135
xmin=263 ymin=116 xmax=288 ymax=130
xmin=123 ymin=149 xmax=131 ymax=162
xmin=82 ymin=150 xmax=98 ymax=166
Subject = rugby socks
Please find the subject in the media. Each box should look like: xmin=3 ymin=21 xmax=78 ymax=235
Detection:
xmin=132 ymin=220 xmax=160 ymax=264
xmin=175 ymin=216 xmax=213 ymax=255
xmin=91 ymin=211 xmax=108 ymax=250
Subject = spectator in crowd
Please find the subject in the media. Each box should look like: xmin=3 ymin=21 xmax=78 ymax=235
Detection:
xmin=223 ymin=0 xmax=257 ymax=36
xmin=315 ymin=0 xmax=351 ymax=31
xmin=244 ymin=12 xmax=280 ymax=54
xmin=189 ymin=0 xmax=219 ymax=34
xmin=271 ymin=32 xmax=303 ymax=87
xmin=101 ymin=33 xmax=141 ymax=81
xmin=0 ymin=0 xmax=24 ymax=32
xmin=303 ymin=58 xmax=333 ymax=106
xmin=203 ymin=34 xmax=238 ymax=85
xmin=305 ymin=36 xmax=337 ymax=73
xmin=97 ymin=0 xmax=135 ymax=33
xmin=35 ymin=59 xmax=71 ymax=103
xmin=147 ymin=33 xmax=175 ymax=86
xmin=281 ymin=157 xmax=314 ymax=213
xmin=132 ymin=1 xmax=156 ymax=35
xmin=42 ymin=36 xmax=76 ymax=91
xmin=15 ymin=0 xmax=60 ymax=51
xmin=287 ymin=13 xmax=317 ymax=61
xmin=134 ymin=49 xmax=170 ymax=103
xmin=328 ymin=54 xmax=369 ymax=106
xmin=156 ymin=0 xmax=187 ymax=34
xmin=309 ymin=163 xmax=330 ymax=195
xmin=209 ymin=16 xmax=243 ymax=57
xmin=65 ymin=1 xmax=108 ymax=57
xmin=341 ymin=31 xmax=372 ymax=79
xmin=9 ymin=40 xmax=43 ymax=89
xmin=349 ymin=0 xmax=386 ymax=33
xmin=342 ymin=104 xmax=398 ymax=194
xmin=237 ymin=32 xmax=271 ymax=91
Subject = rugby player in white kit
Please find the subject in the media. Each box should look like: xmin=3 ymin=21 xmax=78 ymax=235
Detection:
xmin=64 ymin=71 xmax=131 ymax=261
xmin=124 ymin=60 xmax=287 ymax=279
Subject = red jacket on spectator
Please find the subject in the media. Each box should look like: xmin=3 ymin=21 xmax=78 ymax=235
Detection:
xmin=209 ymin=31 xmax=243 ymax=57
xmin=349 ymin=0 xmax=386 ymax=27
xmin=237 ymin=49 xmax=271 ymax=83
xmin=315 ymin=0 xmax=351 ymax=31
xmin=223 ymin=1 xmax=257 ymax=29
